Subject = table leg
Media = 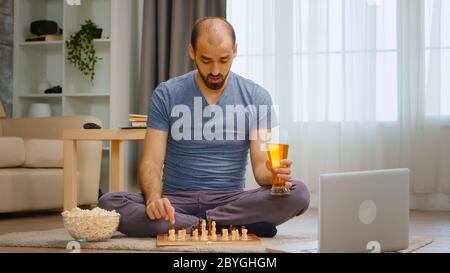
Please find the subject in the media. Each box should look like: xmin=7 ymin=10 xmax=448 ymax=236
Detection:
xmin=110 ymin=140 xmax=124 ymax=192
xmin=64 ymin=140 xmax=78 ymax=211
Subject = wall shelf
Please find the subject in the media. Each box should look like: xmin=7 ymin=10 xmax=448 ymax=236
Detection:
xmin=19 ymin=94 xmax=63 ymax=98
xmin=65 ymin=93 xmax=110 ymax=98
xmin=13 ymin=0 xmax=138 ymax=130
xmin=93 ymin=39 xmax=111 ymax=44
xmin=19 ymin=40 xmax=64 ymax=48
xmin=13 ymin=0 xmax=140 ymax=194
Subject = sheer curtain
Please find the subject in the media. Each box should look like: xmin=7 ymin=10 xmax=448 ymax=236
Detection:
xmin=228 ymin=0 xmax=450 ymax=210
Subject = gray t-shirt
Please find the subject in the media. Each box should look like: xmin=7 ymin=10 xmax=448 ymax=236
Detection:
xmin=148 ymin=71 xmax=277 ymax=193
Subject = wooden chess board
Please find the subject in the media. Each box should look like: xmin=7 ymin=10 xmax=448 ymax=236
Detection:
xmin=156 ymin=234 xmax=261 ymax=246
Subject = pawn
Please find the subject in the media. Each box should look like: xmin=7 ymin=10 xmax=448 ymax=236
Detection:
xmin=221 ymin=228 xmax=229 ymax=241
xmin=168 ymin=227 xmax=176 ymax=241
xmin=178 ymin=227 xmax=186 ymax=241
xmin=210 ymin=231 xmax=217 ymax=241
xmin=231 ymin=228 xmax=237 ymax=241
xmin=191 ymin=226 xmax=199 ymax=241
xmin=241 ymin=227 xmax=248 ymax=240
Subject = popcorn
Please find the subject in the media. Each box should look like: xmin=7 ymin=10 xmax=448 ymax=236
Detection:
xmin=62 ymin=207 xmax=120 ymax=242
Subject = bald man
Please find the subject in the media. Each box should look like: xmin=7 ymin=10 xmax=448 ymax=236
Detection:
xmin=98 ymin=17 xmax=310 ymax=238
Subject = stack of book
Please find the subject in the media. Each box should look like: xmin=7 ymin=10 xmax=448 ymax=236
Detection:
xmin=128 ymin=114 xmax=147 ymax=128
xmin=25 ymin=34 xmax=63 ymax=42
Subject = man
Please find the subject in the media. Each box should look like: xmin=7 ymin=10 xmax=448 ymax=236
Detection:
xmin=98 ymin=17 xmax=310 ymax=237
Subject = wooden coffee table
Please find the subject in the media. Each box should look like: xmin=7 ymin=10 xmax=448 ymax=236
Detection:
xmin=63 ymin=129 xmax=146 ymax=210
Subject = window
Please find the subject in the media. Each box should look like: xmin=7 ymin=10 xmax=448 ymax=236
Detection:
xmin=226 ymin=0 xmax=276 ymax=100
xmin=227 ymin=0 xmax=450 ymax=122
xmin=293 ymin=0 xmax=397 ymax=122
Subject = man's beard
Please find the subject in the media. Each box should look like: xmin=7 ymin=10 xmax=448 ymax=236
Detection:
xmin=195 ymin=62 xmax=230 ymax=91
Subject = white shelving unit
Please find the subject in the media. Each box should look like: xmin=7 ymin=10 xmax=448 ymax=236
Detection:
xmin=13 ymin=0 xmax=140 ymax=193
xmin=13 ymin=0 xmax=139 ymax=130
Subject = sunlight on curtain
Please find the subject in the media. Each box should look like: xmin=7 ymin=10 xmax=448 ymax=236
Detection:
xmin=424 ymin=0 xmax=450 ymax=116
xmin=228 ymin=0 xmax=450 ymax=209
xmin=228 ymin=0 xmax=398 ymax=122
xmin=294 ymin=0 xmax=398 ymax=122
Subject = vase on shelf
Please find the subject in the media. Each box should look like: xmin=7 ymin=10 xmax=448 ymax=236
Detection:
xmin=93 ymin=28 xmax=103 ymax=39
xmin=29 ymin=103 xmax=52 ymax=117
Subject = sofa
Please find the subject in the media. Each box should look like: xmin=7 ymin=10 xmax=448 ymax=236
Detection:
xmin=0 ymin=108 xmax=103 ymax=213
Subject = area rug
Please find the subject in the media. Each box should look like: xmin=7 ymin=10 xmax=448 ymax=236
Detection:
xmin=0 ymin=228 xmax=433 ymax=253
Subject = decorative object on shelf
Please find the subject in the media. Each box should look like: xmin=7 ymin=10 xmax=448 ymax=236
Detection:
xmin=28 ymin=103 xmax=52 ymax=118
xmin=25 ymin=35 xmax=63 ymax=42
xmin=66 ymin=19 xmax=103 ymax=83
xmin=45 ymin=86 xmax=63 ymax=94
xmin=92 ymin=28 xmax=103 ymax=39
xmin=38 ymin=78 xmax=51 ymax=93
xmin=26 ymin=20 xmax=63 ymax=42
xmin=30 ymin=20 xmax=60 ymax=36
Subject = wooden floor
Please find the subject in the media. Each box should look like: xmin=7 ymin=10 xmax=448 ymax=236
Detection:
xmin=0 ymin=209 xmax=449 ymax=253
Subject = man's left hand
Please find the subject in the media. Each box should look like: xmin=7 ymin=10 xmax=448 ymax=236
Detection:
xmin=265 ymin=159 xmax=293 ymax=188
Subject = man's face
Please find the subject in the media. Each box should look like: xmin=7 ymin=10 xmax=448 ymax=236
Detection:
xmin=189 ymin=35 xmax=237 ymax=91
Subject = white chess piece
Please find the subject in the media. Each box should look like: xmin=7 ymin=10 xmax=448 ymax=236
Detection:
xmin=241 ymin=228 xmax=248 ymax=240
xmin=221 ymin=228 xmax=229 ymax=241
xmin=210 ymin=221 xmax=217 ymax=240
xmin=168 ymin=229 xmax=176 ymax=241
xmin=192 ymin=228 xmax=199 ymax=241
xmin=178 ymin=228 xmax=186 ymax=241
xmin=201 ymin=222 xmax=208 ymax=241
xmin=211 ymin=228 xmax=217 ymax=241
xmin=231 ymin=229 xmax=237 ymax=241
xmin=200 ymin=219 xmax=207 ymax=238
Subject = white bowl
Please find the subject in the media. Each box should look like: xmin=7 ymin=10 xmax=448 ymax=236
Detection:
xmin=62 ymin=214 xmax=120 ymax=242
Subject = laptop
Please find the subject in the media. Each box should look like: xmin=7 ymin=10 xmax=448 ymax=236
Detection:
xmin=266 ymin=168 xmax=410 ymax=253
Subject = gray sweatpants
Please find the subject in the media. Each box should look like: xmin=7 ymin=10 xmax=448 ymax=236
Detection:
xmin=97 ymin=180 xmax=310 ymax=237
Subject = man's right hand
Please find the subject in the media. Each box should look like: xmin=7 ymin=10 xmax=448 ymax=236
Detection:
xmin=146 ymin=197 xmax=175 ymax=225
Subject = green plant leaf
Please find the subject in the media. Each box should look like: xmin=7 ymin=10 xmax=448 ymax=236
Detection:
xmin=66 ymin=19 xmax=101 ymax=84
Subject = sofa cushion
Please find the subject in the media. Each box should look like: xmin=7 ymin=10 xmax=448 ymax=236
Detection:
xmin=0 ymin=137 xmax=25 ymax=167
xmin=22 ymin=139 xmax=63 ymax=168
xmin=0 ymin=168 xmax=64 ymax=213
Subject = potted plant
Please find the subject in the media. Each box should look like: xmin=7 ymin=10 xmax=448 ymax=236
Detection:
xmin=66 ymin=20 xmax=103 ymax=83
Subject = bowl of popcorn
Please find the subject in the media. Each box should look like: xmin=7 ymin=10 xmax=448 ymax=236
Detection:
xmin=62 ymin=207 xmax=121 ymax=242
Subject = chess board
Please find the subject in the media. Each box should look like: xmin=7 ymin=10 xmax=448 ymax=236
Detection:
xmin=156 ymin=234 xmax=261 ymax=246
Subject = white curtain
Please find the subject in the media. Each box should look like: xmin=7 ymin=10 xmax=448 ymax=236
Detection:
xmin=228 ymin=0 xmax=450 ymax=210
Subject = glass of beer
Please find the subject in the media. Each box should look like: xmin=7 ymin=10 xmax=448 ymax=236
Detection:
xmin=266 ymin=131 xmax=290 ymax=196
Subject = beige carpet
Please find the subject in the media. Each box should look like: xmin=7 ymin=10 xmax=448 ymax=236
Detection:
xmin=0 ymin=228 xmax=433 ymax=253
